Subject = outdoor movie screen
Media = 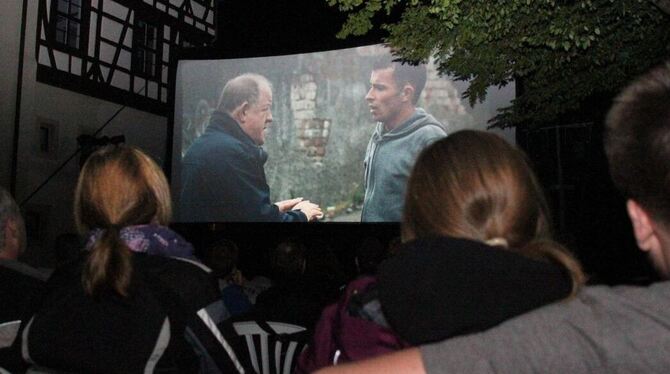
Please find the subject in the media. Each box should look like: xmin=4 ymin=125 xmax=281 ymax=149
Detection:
xmin=171 ymin=44 xmax=515 ymax=223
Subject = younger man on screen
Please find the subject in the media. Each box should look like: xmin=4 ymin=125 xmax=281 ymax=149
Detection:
xmin=318 ymin=61 xmax=670 ymax=373
xmin=180 ymin=73 xmax=322 ymax=222
xmin=362 ymin=58 xmax=447 ymax=222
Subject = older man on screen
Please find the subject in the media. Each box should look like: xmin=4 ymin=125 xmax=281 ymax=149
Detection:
xmin=318 ymin=62 xmax=670 ymax=373
xmin=180 ymin=73 xmax=322 ymax=222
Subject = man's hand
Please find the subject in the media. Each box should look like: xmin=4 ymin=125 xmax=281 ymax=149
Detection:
xmin=275 ymin=197 xmax=304 ymax=213
xmin=294 ymin=200 xmax=324 ymax=221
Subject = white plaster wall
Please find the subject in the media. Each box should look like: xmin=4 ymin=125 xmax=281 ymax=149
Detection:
xmin=16 ymin=82 xmax=167 ymax=266
xmin=4 ymin=0 xmax=167 ymax=266
xmin=0 ymin=0 xmax=25 ymax=190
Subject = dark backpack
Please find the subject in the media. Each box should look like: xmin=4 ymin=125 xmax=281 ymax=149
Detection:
xmin=295 ymin=276 xmax=409 ymax=373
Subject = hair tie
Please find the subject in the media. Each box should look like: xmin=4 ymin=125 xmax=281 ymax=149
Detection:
xmin=485 ymin=237 xmax=508 ymax=248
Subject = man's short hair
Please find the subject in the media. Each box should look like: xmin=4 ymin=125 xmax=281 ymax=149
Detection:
xmin=372 ymin=56 xmax=427 ymax=105
xmin=605 ymin=61 xmax=670 ymax=224
xmin=217 ymin=73 xmax=272 ymax=113
xmin=0 ymin=187 xmax=23 ymax=254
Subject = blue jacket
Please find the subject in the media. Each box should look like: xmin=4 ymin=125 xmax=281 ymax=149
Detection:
xmin=179 ymin=111 xmax=306 ymax=222
xmin=362 ymin=108 xmax=447 ymax=222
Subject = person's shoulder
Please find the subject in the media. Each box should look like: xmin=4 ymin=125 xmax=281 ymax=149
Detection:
xmin=402 ymin=116 xmax=446 ymax=145
xmin=136 ymin=255 xmax=219 ymax=309
xmin=481 ymin=281 xmax=670 ymax=336
xmin=0 ymin=260 xmax=50 ymax=283
xmin=137 ymin=254 xmax=212 ymax=281
xmin=413 ymin=120 xmax=447 ymax=138
xmin=420 ymin=282 xmax=670 ymax=373
xmin=584 ymin=280 xmax=670 ymax=318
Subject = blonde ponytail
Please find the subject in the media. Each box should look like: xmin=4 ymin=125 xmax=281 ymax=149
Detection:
xmin=82 ymin=226 xmax=133 ymax=297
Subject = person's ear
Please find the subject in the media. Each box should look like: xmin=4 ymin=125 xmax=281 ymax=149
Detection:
xmin=400 ymin=85 xmax=414 ymax=102
xmin=627 ymin=199 xmax=662 ymax=253
xmin=230 ymin=101 xmax=250 ymax=122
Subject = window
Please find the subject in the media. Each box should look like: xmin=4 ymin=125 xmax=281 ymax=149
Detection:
xmin=53 ymin=0 xmax=83 ymax=49
xmin=132 ymin=19 xmax=160 ymax=78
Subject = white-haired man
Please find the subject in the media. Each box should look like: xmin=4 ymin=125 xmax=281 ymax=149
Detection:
xmin=180 ymin=73 xmax=322 ymax=222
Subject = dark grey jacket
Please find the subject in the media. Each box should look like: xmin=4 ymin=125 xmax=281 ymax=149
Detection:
xmin=421 ymin=281 xmax=670 ymax=373
xmin=361 ymin=108 xmax=446 ymax=222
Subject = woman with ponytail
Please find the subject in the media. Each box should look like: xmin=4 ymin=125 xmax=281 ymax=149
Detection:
xmin=298 ymin=130 xmax=585 ymax=372
xmin=74 ymin=145 xmax=194 ymax=297
xmin=10 ymin=145 xmax=246 ymax=373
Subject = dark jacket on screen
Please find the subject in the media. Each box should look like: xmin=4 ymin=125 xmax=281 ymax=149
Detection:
xmin=179 ymin=111 xmax=306 ymax=222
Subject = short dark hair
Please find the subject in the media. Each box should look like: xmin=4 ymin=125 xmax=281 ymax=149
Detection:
xmin=372 ymin=56 xmax=427 ymax=105
xmin=605 ymin=61 xmax=670 ymax=224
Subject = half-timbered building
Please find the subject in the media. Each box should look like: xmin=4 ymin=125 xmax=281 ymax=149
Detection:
xmin=1 ymin=0 xmax=216 ymax=264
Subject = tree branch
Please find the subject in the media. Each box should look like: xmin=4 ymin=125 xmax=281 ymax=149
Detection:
xmin=649 ymin=0 xmax=670 ymax=15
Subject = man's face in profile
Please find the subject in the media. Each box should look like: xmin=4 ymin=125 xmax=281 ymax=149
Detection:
xmin=365 ymin=67 xmax=405 ymax=127
xmin=243 ymin=85 xmax=273 ymax=145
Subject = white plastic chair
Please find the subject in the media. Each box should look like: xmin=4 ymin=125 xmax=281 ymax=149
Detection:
xmin=0 ymin=320 xmax=20 ymax=349
xmin=233 ymin=321 xmax=307 ymax=374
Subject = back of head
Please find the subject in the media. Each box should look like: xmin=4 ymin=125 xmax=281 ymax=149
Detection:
xmin=205 ymin=238 xmax=239 ymax=279
xmin=373 ymin=56 xmax=427 ymax=105
xmin=270 ymin=238 xmax=307 ymax=279
xmin=75 ymin=145 xmax=172 ymax=296
xmin=217 ymin=73 xmax=272 ymax=113
xmin=403 ymin=131 xmax=547 ymax=245
xmin=0 ymin=187 xmax=25 ymax=259
xmin=403 ymin=130 xmax=584 ymax=293
xmin=605 ymin=62 xmax=670 ymax=225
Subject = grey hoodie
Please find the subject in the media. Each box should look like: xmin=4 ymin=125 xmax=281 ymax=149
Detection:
xmin=361 ymin=108 xmax=447 ymax=222
xmin=421 ymin=280 xmax=670 ymax=373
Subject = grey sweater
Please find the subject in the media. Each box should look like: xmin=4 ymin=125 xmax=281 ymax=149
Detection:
xmin=421 ymin=281 xmax=670 ymax=373
xmin=361 ymin=108 xmax=446 ymax=222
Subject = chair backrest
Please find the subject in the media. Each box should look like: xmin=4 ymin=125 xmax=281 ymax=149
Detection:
xmin=0 ymin=320 xmax=20 ymax=349
xmin=233 ymin=321 xmax=308 ymax=374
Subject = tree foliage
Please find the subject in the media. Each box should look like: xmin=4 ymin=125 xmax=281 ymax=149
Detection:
xmin=327 ymin=0 xmax=670 ymax=128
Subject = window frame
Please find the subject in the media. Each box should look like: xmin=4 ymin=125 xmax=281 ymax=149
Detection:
xmin=132 ymin=16 xmax=163 ymax=80
xmin=49 ymin=0 xmax=90 ymax=55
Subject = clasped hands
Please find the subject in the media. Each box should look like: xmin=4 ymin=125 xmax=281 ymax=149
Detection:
xmin=275 ymin=197 xmax=323 ymax=221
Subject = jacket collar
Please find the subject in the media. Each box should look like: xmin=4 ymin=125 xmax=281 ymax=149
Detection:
xmin=373 ymin=108 xmax=441 ymax=141
xmin=208 ymin=110 xmax=268 ymax=163
xmin=208 ymin=110 xmax=258 ymax=147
